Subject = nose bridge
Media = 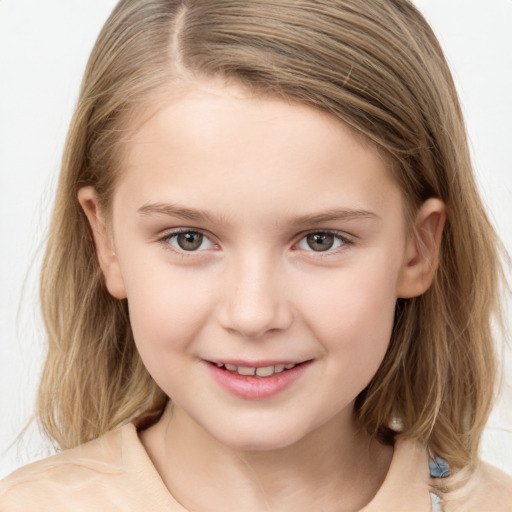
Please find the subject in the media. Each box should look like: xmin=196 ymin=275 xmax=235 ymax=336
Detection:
xmin=219 ymin=249 xmax=292 ymax=338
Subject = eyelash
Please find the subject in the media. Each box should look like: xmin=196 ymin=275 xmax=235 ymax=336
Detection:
xmin=158 ymin=228 xmax=353 ymax=257
xmin=293 ymin=230 xmax=353 ymax=257
xmin=159 ymin=228 xmax=217 ymax=255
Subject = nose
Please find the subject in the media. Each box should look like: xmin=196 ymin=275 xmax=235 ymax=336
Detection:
xmin=217 ymin=254 xmax=293 ymax=339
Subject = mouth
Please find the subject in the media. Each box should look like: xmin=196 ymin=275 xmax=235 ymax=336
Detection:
xmin=207 ymin=360 xmax=309 ymax=378
xmin=205 ymin=359 xmax=312 ymax=400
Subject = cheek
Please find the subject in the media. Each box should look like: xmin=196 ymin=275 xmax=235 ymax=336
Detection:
xmin=298 ymin=260 xmax=398 ymax=371
xmin=120 ymin=261 xmax=214 ymax=362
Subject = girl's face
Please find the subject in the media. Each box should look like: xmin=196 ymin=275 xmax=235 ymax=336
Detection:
xmin=83 ymin=83 xmax=439 ymax=451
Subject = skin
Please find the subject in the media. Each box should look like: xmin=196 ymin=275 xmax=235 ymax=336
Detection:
xmin=79 ymin=82 xmax=446 ymax=512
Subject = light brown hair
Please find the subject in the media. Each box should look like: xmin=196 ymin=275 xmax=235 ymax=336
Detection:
xmin=38 ymin=0 xmax=505 ymax=472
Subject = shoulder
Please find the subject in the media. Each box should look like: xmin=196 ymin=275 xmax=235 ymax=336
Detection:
xmin=394 ymin=438 xmax=512 ymax=512
xmin=0 ymin=424 xmax=135 ymax=511
xmin=444 ymin=461 xmax=512 ymax=512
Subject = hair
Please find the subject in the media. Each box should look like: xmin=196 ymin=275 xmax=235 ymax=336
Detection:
xmin=38 ymin=0 xmax=505 ymax=474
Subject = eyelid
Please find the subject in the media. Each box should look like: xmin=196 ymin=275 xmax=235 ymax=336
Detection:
xmin=293 ymin=229 xmax=354 ymax=254
xmin=158 ymin=227 xmax=218 ymax=253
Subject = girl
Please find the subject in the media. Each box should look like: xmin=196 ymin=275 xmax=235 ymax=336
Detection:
xmin=1 ymin=0 xmax=510 ymax=510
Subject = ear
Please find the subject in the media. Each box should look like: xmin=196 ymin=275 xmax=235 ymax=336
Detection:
xmin=78 ymin=186 xmax=127 ymax=299
xmin=396 ymin=198 xmax=447 ymax=299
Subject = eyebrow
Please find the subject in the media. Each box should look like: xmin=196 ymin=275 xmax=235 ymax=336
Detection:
xmin=138 ymin=202 xmax=215 ymax=222
xmin=289 ymin=208 xmax=379 ymax=226
xmin=137 ymin=202 xmax=379 ymax=225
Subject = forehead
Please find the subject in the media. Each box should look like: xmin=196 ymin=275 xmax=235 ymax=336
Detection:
xmin=114 ymin=83 xmax=403 ymax=223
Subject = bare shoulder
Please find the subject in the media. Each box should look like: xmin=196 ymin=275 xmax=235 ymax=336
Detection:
xmin=446 ymin=461 xmax=512 ymax=512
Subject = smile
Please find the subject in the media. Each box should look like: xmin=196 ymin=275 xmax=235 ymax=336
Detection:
xmin=205 ymin=360 xmax=312 ymax=400
xmin=212 ymin=362 xmax=299 ymax=377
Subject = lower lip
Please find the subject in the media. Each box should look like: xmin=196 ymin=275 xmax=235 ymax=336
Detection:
xmin=205 ymin=361 xmax=311 ymax=400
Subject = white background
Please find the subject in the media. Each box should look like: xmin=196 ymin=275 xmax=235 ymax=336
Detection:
xmin=0 ymin=1 xmax=511 ymax=478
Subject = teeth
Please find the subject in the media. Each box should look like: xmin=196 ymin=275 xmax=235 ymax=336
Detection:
xmin=237 ymin=366 xmax=256 ymax=376
xmin=256 ymin=366 xmax=275 ymax=377
xmin=217 ymin=362 xmax=300 ymax=377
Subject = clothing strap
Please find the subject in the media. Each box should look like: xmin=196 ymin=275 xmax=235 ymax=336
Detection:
xmin=429 ymin=456 xmax=450 ymax=511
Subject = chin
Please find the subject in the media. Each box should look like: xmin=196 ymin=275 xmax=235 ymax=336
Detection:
xmin=209 ymin=421 xmax=308 ymax=453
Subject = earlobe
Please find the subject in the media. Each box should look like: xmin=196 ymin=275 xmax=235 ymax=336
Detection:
xmin=396 ymin=198 xmax=447 ymax=299
xmin=77 ymin=187 xmax=127 ymax=300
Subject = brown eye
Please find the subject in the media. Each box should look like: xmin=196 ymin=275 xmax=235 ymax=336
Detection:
xmin=176 ymin=232 xmax=203 ymax=251
xmin=168 ymin=231 xmax=209 ymax=251
xmin=296 ymin=231 xmax=347 ymax=253
xmin=306 ymin=232 xmax=335 ymax=252
xmin=164 ymin=229 xmax=215 ymax=253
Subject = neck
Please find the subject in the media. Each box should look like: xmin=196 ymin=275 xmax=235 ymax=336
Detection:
xmin=140 ymin=403 xmax=392 ymax=512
